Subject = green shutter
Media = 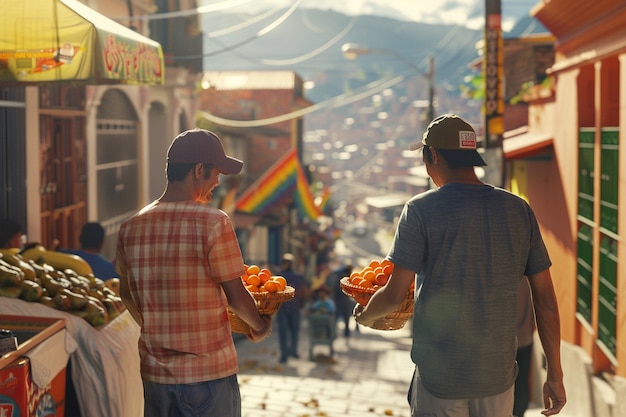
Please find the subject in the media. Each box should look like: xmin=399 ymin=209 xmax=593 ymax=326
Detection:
xmin=597 ymin=235 xmax=617 ymax=356
xmin=576 ymin=224 xmax=593 ymax=323
xmin=578 ymin=129 xmax=595 ymax=222
xmin=600 ymin=128 xmax=619 ymax=234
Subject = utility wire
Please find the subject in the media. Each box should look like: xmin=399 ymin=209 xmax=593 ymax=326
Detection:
xmin=198 ymin=75 xmax=404 ymax=127
xmin=176 ymin=0 xmax=303 ymax=60
xmin=113 ymin=0 xmax=254 ymax=22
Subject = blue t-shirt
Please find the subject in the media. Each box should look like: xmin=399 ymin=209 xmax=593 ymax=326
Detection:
xmin=310 ymin=298 xmax=336 ymax=314
xmin=60 ymin=249 xmax=118 ymax=280
xmin=388 ymin=183 xmax=551 ymax=399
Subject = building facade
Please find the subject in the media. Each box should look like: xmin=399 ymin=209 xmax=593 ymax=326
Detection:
xmin=1 ymin=0 xmax=201 ymax=261
xmin=505 ymin=1 xmax=626 ymax=415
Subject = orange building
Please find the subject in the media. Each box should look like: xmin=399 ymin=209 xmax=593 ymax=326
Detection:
xmin=504 ymin=1 xmax=626 ymax=414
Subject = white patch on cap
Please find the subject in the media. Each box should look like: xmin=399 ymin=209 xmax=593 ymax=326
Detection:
xmin=458 ymin=131 xmax=477 ymax=149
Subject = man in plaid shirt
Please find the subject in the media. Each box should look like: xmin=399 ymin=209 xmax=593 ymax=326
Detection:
xmin=116 ymin=129 xmax=272 ymax=417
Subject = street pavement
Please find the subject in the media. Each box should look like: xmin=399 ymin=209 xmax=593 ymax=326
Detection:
xmin=235 ymin=316 xmax=415 ymax=417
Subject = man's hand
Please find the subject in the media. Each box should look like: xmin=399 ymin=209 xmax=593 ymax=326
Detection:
xmin=541 ymin=380 xmax=566 ymax=415
xmin=247 ymin=315 xmax=272 ymax=342
xmin=353 ymin=303 xmax=375 ymax=327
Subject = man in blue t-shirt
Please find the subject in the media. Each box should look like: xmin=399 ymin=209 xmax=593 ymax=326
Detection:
xmin=60 ymin=222 xmax=118 ymax=280
xmin=354 ymin=114 xmax=566 ymax=417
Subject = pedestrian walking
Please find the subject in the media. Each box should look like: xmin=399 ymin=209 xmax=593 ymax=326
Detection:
xmin=326 ymin=261 xmax=358 ymax=337
xmin=116 ymin=129 xmax=272 ymax=417
xmin=277 ymin=253 xmax=308 ymax=363
xmin=354 ymin=114 xmax=566 ymax=417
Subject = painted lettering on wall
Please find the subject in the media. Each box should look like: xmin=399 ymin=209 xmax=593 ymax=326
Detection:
xmin=103 ymin=34 xmax=162 ymax=84
xmin=484 ymin=13 xmax=504 ymax=143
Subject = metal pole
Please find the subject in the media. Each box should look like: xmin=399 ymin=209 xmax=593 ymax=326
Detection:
xmin=427 ymin=56 xmax=435 ymax=122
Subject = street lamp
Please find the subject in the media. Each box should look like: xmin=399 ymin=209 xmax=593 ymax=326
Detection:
xmin=341 ymin=43 xmax=435 ymax=122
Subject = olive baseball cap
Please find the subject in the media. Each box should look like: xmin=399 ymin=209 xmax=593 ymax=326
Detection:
xmin=409 ymin=114 xmax=486 ymax=167
xmin=167 ymin=129 xmax=243 ymax=175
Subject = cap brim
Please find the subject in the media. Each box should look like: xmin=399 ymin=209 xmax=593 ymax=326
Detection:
xmin=409 ymin=140 xmax=425 ymax=151
xmin=437 ymin=149 xmax=487 ymax=167
xmin=218 ymin=157 xmax=244 ymax=175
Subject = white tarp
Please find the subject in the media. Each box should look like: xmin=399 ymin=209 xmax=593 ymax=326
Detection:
xmin=1 ymin=297 xmax=143 ymax=417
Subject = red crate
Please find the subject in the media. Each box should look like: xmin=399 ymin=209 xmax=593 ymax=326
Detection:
xmin=0 ymin=315 xmax=68 ymax=417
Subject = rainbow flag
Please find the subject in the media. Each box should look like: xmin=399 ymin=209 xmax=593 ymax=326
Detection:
xmin=295 ymin=161 xmax=323 ymax=220
xmin=315 ymin=187 xmax=331 ymax=212
xmin=235 ymin=149 xmax=322 ymax=221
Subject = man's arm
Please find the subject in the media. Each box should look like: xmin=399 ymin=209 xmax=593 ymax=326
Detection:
xmin=221 ymin=279 xmax=272 ymax=342
xmin=527 ymin=269 xmax=567 ymax=416
xmin=114 ymin=249 xmax=143 ymax=326
xmin=354 ymin=264 xmax=414 ymax=326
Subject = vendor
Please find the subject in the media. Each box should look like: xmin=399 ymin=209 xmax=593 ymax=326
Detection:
xmin=0 ymin=218 xmax=23 ymax=249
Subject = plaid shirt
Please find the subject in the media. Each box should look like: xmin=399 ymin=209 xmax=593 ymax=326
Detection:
xmin=116 ymin=200 xmax=246 ymax=384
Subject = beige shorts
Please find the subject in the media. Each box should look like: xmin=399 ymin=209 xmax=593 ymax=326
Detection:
xmin=409 ymin=371 xmax=514 ymax=417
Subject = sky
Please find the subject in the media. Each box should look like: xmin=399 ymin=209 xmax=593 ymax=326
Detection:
xmin=203 ymin=0 xmax=541 ymax=31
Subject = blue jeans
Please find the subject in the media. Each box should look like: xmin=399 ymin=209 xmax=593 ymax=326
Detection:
xmin=277 ymin=308 xmax=301 ymax=361
xmin=143 ymin=375 xmax=241 ymax=417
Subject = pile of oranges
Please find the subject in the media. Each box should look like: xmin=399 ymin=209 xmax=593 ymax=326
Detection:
xmin=241 ymin=264 xmax=287 ymax=293
xmin=347 ymin=259 xmax=395 ymax=289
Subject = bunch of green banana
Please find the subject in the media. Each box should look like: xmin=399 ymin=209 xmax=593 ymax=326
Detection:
xmin=0 ymin=247 xmax=126 ymax=328
xmin=0 ymin=250 xmax=41 ymax=301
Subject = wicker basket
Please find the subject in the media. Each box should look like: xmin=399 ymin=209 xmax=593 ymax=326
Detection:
xmin=340 ymin=277 xmax=414 ymax=331
xmin=228 ymin=286 xmax=295 ymax=334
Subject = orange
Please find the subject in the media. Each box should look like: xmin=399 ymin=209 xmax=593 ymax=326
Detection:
xmin=349 ymin=271 xmax=360 ymax=280
xmin=246 ymin=264 xmax=261 ymax=275
xmin=247 ymin=274 xmax=261 ymax=287
xmin=382 ymin=264 xmax=393 ymax=276
xmin=246 ymin=284 xmax=259 ymax=292
xmin=369 ymin=260 xmax=381 ymax=269
xmin=258 ymin=269 xmax=271 ymax=284
xmin=272 ymin=276 xmax=287 ymax=291
xmin=264 ymin=280 xmax=279 ymax=292
xmin=362 ymin=270 xmax=376 ymax=284
xmin=375 ymin=273 xmax=389 ymax=286
xmin=349 ymin=274 xmax=362 ymax=285
xmin=358 ymin=278 xmax=374 ymax=288
xmin=373 ymin=266 xmax=384 ymax=276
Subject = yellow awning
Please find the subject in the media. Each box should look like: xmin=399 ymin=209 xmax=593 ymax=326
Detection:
xmin=0 ymin=0 xmax=164 ymax=85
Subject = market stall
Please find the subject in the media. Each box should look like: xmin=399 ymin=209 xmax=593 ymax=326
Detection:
xmin=0 ymin=297 xmax=143 ymax=417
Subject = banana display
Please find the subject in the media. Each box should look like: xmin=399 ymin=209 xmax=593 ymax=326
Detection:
xmin=0 ymin=245 xmax=126 ymax=328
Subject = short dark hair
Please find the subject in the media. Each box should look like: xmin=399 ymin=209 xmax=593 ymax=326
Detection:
xmin=423 ymin=146 xmax=434 ymax=164
xmin=166 ymin=162 xmax=196 ymax=182
xmin=0 ymin=218 xmax=21 ymax=248
xmin=423 ymin=146 xmax=472 ymax=168
xmin=79 ymin=222 xmax=105 ymax=249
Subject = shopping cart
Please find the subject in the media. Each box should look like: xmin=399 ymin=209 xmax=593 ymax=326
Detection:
xmin=307 ymin=312 xmax=336 ymax=360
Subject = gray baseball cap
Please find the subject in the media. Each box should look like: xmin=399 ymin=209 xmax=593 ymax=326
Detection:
xmin=409 ymin=114 xmax=486 ymax=167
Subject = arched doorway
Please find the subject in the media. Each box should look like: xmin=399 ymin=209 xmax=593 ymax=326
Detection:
xmin=95 ymin=89 xmax=139 ymax=259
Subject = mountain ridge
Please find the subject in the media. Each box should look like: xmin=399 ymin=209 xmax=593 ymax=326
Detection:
xmin=201 ymin=8 xmax=484 ymax=102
